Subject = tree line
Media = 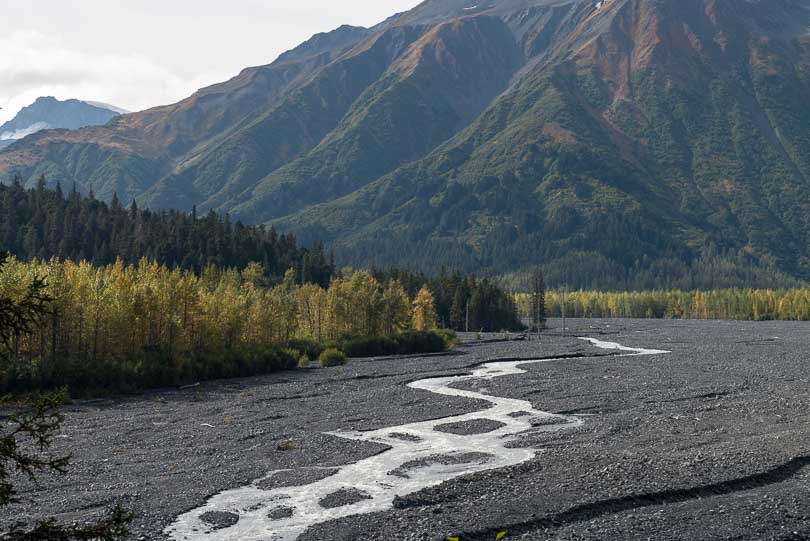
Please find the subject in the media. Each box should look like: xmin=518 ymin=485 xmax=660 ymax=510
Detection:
xmin=523 ymin=289 xmax=810 ymax=321
xmin=373 ymin=268 xmax=524 ymax=332
xmin=0 ymin=178 xmax=524 ymax=334
xmin=0 ymin=175 xmax=333 ymax=285
xmin=0 ymin=255 xmax=450 ymax=395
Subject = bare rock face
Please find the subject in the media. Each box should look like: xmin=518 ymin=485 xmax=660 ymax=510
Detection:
xmin=0 ymin=97 xmax=121 ymax=148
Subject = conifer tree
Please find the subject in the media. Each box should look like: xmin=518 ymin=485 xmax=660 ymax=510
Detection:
xmin=530 ymin=268 xmax=546 ymax=330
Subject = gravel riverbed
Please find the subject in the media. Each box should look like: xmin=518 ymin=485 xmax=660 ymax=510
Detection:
xmin=3 ymin=319 xmax=810 ymax=540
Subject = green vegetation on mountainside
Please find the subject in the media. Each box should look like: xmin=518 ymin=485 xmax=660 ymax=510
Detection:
xmin=4 ymin=0 xmax=810 ymax=289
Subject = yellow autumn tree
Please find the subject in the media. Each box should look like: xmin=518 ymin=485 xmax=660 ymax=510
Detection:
xmin=381 ymin=280 xmax=411 ymax=335
xmin=296 ymin=283 xmax=328 ymax=342
xmin=412 ymin=285 xmax=438 ymax=331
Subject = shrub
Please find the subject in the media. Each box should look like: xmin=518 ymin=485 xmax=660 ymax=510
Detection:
xmin=334 ymin=330 xmax=453 ymax=358
xmin=277 ymin=440 xmax=297 ymax=451
xmin=0 ymin=345 xmax=300 ymax=397
xmin=298 ymin=354 xmax=311 ymax=368
xmin=339 ymin=335 xmax=398 ymax=357
xmin=286 ymin=338 xmax=324 ymax=360
xmin=318 ymin=348 xmax=348 ymax=367
xmin=394 ymin=330 xmax=447 ymax=355
xmin=436 ymin=328 xmax=458 ymax=347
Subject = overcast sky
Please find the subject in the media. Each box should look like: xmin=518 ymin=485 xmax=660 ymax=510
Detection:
xmin=0 ymin=0 xmax=422 ymax=123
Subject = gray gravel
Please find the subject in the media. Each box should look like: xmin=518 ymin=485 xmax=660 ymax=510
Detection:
xmin=319 ymin=488 xmax=373 ymax=509
xmin=433 ymin=419 xmax=507 ymax=435
xmin=198 ymin=511 xmax=238 ymax=531
xmin=3 ymin=319 xmax=810 ymax=540
xmin=256 ymin=468 xmax=340 ymax=490
xmin=389 ymin=453 xmax=494 ymax=479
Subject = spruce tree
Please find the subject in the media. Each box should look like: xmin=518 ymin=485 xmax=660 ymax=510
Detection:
xmin=530 ymin=268 xmax=546 ymax=330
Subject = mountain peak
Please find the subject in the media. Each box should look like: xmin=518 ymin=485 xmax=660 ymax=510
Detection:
xmin=0 ymin=96 xmax=124 ymax=149
xmin=2 ymin=0 xmax=810 ymax=285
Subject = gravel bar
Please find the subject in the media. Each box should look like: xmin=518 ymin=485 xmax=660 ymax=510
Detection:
xmin=3 ymin=319 xmax=810 ymax=541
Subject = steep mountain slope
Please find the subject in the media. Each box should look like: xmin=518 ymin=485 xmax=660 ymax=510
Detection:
xmin=2 ymin=0 xmax=810 ymax=287
xmin=230 ymin=15 xmax=524 ymax=223
xmin=139 ymin=24 xmax=427 ymax=211
xmin=0 ymin=24 xmax=373 ymax=201
xmin=274 ymin=0 xmax=810 ymax=284
xmin=0 ymin=97 xmax=122 ymax=148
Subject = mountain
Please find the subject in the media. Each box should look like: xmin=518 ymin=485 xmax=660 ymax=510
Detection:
xmin=2 ymin=0 xmax=810 ymax=288
xmin=0 ymin=96 xmax=124 ymax=149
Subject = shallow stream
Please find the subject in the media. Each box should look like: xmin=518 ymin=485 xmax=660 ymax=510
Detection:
xmin=166 ymin=338 xmax=669 ymax=540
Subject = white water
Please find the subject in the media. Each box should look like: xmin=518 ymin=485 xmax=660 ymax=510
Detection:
xmin=165 ymin=338 xmax=669 ymax=540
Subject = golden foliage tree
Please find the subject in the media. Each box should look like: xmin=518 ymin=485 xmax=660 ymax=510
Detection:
xmin=515 ymin=288 xmax=810 ymax=321
xmin=412 ymin=286 xmax=438 ymax=331
xmin=0 ymin=257 xmax=453 ymax=394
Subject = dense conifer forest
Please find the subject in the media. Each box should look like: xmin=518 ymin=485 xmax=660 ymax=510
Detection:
xmin=373 ymin=268 xmax=524 ymax=333
xmin=0 ymin=176 xmax=333 ymax=285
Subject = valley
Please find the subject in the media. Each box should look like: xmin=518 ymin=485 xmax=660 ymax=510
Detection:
xmin=4 ymin=319 xmax=810 ymax=540
xmin=3 ymin=1 xmax=810 ymax=540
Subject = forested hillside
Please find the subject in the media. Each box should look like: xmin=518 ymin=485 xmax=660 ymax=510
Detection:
xmin=0 ymin=176 xmax=333 ymax=285
xmin=3 ymin=0 xmax=810 ymax=288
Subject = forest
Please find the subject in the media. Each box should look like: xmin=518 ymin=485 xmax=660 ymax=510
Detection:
xmin=0 ymin=256 xmax=455 ymax=396
xmin=532 ymin=289 xmax=810 ymax=321
xmin=0 ymin=178 xmax=524 ymax=333
xmin=0 ymin=176 xmax=333 ymax=285
xmin=373 ymin=268 xmax=524 ymax=333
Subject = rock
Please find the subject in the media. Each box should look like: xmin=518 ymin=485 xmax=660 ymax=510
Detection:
xmin=256 ymin=467 xmax=339 ymax=490
xmin=434 ymin=418 xmax=507 ymax=435
xmin=199 ymin=511 xmax=239 ymax=530
xmin=319 ymin=488 xmax=373 ymax=509
xmin=267 ymin=506 xmax=295 ymax=520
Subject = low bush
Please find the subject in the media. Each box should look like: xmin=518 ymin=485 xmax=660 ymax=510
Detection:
xmin=318 ymin=348 xmax=348 ymax=367
xmin=393 ymin=330 xmax=447 ymax=354
xmin=436 ymin=328 xmax=458 ymax=347
xmin=339 ymin=335 xmax=399 ymax=357
xmin=337 ymin=329 xmax=454 ymax=358
xmin=0 ymin=345 xmax=299 ymax=397
xmin=286 ymin=338 xmax=325 ymax=360
xmin=0 ymin=331 xmax=453 ymax=396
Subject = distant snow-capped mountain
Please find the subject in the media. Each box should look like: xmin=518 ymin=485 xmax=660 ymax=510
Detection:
xmin=0 ymin=96 xmax=125 ymax=149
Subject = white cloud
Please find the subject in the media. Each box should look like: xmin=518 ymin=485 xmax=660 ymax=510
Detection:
xmin=0 ymin=1 xmax=424 ymax=125
xmin=0 ymin=30 xmax=230 ymax=123
xmin=0 ymin=122 xmax=50 ymax=141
